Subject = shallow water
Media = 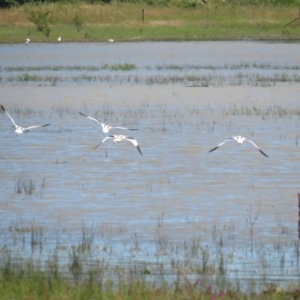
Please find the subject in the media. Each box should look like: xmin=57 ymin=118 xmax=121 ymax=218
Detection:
xmin=1 ymin=41 xmax=300 ymax=67
xmin=0 ymin=41 xmax=300 ymax=289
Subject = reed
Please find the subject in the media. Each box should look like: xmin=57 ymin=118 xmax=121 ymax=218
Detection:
xmin=14 ymin=171 xmax=35 ymax=195
xmin=0 ymin=207 xmax=297 ymax=293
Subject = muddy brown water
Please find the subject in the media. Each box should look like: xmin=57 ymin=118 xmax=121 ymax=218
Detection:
xmin=0 ymin=41 xmax=300 ymax=288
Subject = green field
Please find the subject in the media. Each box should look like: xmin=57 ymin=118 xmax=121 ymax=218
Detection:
xmin=0 ymin=1 xmax=300 ymax=43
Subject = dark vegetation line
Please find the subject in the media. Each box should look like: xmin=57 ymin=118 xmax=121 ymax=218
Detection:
xmin=1 ymin=0 xmax=300 ymax=9
xmin=2 ymin=62 xmax=300 ymax=72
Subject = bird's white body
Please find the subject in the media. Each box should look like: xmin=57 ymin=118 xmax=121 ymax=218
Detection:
xmin=26 ymin=38 xmax=30 ymax=44
xmin=15 ymin=126 xmax=30 ymax=134
xmin=78 ymin=111 xmax=138 ymax=133
xmin=58 ymin=37 xmax=61 ymax=42
xmin=234 ymin=136 xmax=247 ymax=144
xmin=94 ymin=135 xmax=143 ymax=156
xmin=208 ymin=136 xmax=268 ymax=157
xmin=1 ymin=105 xmax=50 ymax=134
xmin=110 ymin=135 xmax=128 ymax=143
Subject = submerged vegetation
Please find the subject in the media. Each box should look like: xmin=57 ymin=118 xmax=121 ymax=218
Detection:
xmin=1 ymin=61 xmax=300 ymax=86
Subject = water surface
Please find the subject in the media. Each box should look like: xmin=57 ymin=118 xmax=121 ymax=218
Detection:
xmin=0 ymin=41 xmax=300 ymax=290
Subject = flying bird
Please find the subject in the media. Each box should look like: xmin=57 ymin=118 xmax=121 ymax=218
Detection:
xmin=208 ymin=136 xmax=268 ymax=157
xmin=1 ymin=105 xmax=50 ymax=134
xmin=78 ymin=111 xmax=139 ymax=133
xmin=93 ymin=135 xmax=143 ymax=156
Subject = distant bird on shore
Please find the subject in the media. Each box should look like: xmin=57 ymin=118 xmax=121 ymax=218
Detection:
xmin=78 ymin=111 xmax=139 ymax=134
xmin=26 ymin=38 xmax=30 ymax=44
xmin=93 ymin=135 xmax=143 ymax=156
xmin=58 ymin=37 xmax=61 ymax=42
xmin=1 ymin=105 xmax=50 ymax=134
xmin=108 ymin=39 xmax=114 ymax=42
xmin=208 ymin=136 xmax=268 ymax=157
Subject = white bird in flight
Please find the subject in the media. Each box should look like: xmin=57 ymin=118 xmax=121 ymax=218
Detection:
xmin=208 ymin=136 xmax=269 ymax=157
xmin=93 ymin=135 xmax=143 ymax=156
xmin=1 ymin=105 xmax=50 ymax=134
xmin=78 ymin=111 xmax=139 ymax=134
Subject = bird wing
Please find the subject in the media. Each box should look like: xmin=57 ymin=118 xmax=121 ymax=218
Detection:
xmin=124 ymin=137 xmax=143 ymax=155
xmin=23 ymin=124 xmax=50 ymax=131
xmin=208 ymin=138 xmax=234 ymax=153
xmin=110 ymin=126 xmax=139 ymax=131
xmin=124 ymin=137 xmax=138 ymax=147
xmin=1 ymin=105 xmax=18 ymax=129
xmin=245 ymin=139 xmax=269 ymax=157
xmin=111 ymin=126 xmax=129 ymax=130
xmin=93 ymin=136 xmax=114 ymax=150
xmin=78 ymin=112 xmax=102 ymax=126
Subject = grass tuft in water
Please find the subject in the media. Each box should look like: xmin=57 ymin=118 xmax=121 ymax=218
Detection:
xmin=14 ymin=172 xmax=35 ymax=195
xmin=107 ymin=63 xmax=136 ymax=71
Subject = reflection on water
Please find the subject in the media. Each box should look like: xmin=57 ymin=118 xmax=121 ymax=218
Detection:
xmin=0 ymin=41 xmax=300 ymax=290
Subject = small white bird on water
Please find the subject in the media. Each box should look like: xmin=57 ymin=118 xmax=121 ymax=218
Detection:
xmin=208 ymin=136 xmax=269 ymax=157
xmin=1 ymin=105 xmax=50 ymax=134
xmin=78 ymin=111 xmax=139 ymax=134
xmin=26 ymin=38 xmax=30 ymax=44
xmin=93 ymin=135 xmax=143 ymax=156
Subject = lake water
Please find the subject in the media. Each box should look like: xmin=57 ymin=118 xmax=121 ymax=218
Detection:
xmin=0 ymin=41 xmax=300 ymax=290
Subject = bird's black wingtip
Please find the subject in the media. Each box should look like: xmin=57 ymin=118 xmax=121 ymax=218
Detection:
xmin=78 ymin=111 xmax=86 ymax=117
xmin=137 ymin=146 xmax=143 ymax=156
xmin=260 ymin=150 xmax=269 ymax=158
xmin=208 ymin=147 xmax=218 ymax=153
xmin=93 ymin=142 xmax=102 ymax=151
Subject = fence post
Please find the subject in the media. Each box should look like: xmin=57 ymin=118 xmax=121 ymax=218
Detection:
xmin=298 ymin=194 xmax=300 ymax=238
xmin=206 ymin=9 xmax=209 ymax=27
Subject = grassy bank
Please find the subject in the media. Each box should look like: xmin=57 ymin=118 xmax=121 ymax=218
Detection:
xmin=0 ymin=209 xmax=300 ymax=299
xmin=0 ymin=1 xmax=300 ymax=43
xmin=1 ymin=260 xmax=300 ymax=300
